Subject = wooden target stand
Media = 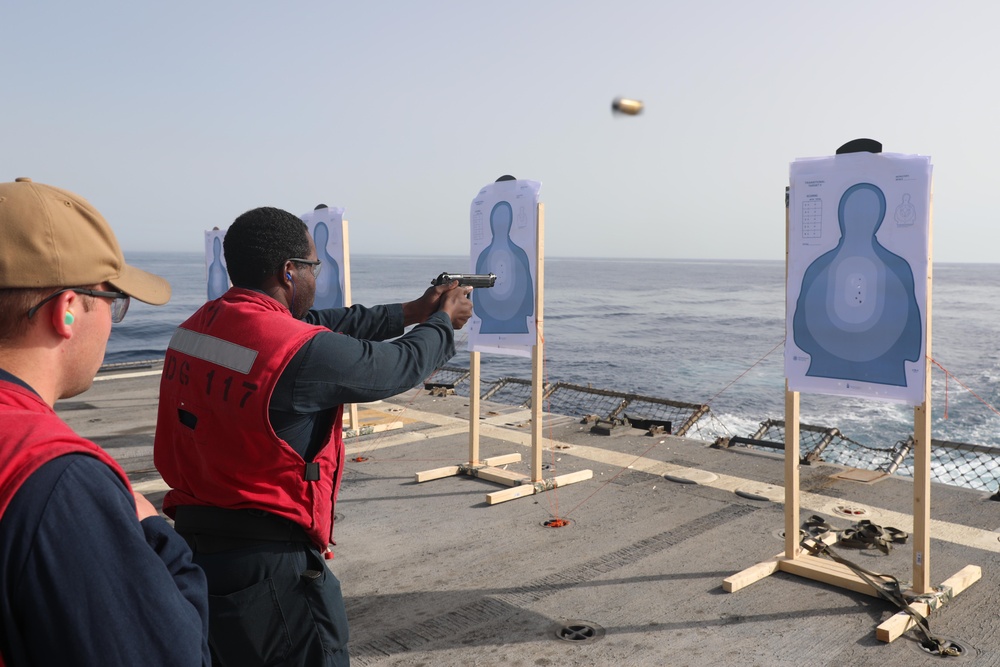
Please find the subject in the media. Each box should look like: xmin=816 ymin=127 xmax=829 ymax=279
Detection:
xmin=333 ymin=217 xmax=402 ymax=438
xmin=338 ymin=217 xmax=361 ymax=433
xmin=415 ymin=203 xmax=592 ymax=503
xmin=724 ymin=159 xmax=980 ymax=643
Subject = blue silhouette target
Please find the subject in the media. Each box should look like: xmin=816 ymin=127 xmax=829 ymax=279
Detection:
xmin=311 ymin=221 xmax=344 ymax=309
xmin=207 ymin=234 xmax=229 ymax=300
xmin=474 ymin=201 xmax=534 ymax=333
xmin=205 ymin=229 xmax=229 ymax=301
xmin=299 ymin=206 xmax=347 ymax=311
xmin=786 ymin=153 xmax=931 ymax=404
xmin=468 ymin=178 xmax=542 ymax=355
xmin=793 ymin=183 xmax=920 ymax=386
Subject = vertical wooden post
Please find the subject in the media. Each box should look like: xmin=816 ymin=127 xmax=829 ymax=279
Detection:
xmin=785 ymin=385 xmax=801 ymax=559
xmin=531 ymin=203 xmax=545 ymax=482
xmin=782 ymin=189 xmax=800 ymax=559
xmin=341 ymin=218 xmax=352 ymax=307
xmin=913 ymin=193 xmax=934 ymax=594
xmin=342 ymin=219 xmax=359 ymax=430
xmin=469 ymin=351 xmax=481 ymax=465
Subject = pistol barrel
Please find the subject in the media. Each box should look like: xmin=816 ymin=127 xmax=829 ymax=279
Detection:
xmin=431 ymin=272 xmax=497 ymax=288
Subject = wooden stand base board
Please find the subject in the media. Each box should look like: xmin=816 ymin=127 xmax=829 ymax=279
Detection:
xmin=342 ymin=407 xmax=410 ymax=439
xmin=415 ymin=453 xmax=593 ymax=505
xmin=724 ymin=544 xmax=980 ymax=643
xmin=876 ymin=565 xmax=981 ymax=642
xmin=342 ymin=420 xmax=404 ymax=439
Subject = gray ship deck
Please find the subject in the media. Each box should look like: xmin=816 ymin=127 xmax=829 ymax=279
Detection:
xmin=60 ymin=366 xmax=1000 ymax=666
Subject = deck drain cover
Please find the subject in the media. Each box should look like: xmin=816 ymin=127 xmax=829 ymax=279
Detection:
xmin=554 ymin=621 xmax=605 ymax=643
xmin=912 ymin=636 xmax=976 ymax=661
xmin=831 ymin=503 xmax=871 ymax=518
xmin=734 ymin=484 xmax=782 ymax=502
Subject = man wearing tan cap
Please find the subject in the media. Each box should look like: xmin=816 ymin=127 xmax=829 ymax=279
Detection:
xmin=0 ymin=178 xmax=210 ymax=666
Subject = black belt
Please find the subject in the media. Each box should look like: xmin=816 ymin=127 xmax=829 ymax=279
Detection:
xmin=174 ymin=506 xmax=312 ymax=554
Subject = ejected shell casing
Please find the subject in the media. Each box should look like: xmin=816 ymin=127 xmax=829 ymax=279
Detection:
xmin=612 ymin=97 xmax=644 ymax=115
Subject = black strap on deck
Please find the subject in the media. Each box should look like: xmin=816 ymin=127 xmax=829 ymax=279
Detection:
xmin=801 ymin=516 xmax=958 ymax=656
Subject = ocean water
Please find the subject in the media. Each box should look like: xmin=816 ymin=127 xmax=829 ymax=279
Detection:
xmin=107 ymin=253 xmax=1000 ymax=450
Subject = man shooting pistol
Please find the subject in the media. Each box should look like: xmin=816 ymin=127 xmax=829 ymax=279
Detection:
xmin=431 ymin=272 xmax=497 ymax=288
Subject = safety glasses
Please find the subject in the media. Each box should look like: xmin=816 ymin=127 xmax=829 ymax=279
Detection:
xmin=27 ymin=288 xmax=131 ymax=324
xmin=289 ymin=258 xmax=322 ymax=277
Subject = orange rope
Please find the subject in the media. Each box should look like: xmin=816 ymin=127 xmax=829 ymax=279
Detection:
xmin=366 ymin=336 xmax=787 ymax=523
xmin=929 ymin=356 xmax=1000 ymax=419
xmin=561 ymin=440 xmax=664 ymax=519
xmin=539 ymin=333 xmax=563 ymax=521
xmin=350 ymin=364 xmax=443 ymax=460
xmin=351 ymin=327 xmax=475 ymax=459
xmin=702 ymin=338 xmax=785 ymax=408
xmin=362 ymin=347 xmax=1000 ymax=525
xmin=943 ymin=365 xmax=949 ymax=419
xmin=558 ymin=338 xmax=786 ymax=519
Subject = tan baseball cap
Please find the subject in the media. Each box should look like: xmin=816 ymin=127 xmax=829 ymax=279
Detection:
xmin=0 ymin=177 xmax=171 ymax=305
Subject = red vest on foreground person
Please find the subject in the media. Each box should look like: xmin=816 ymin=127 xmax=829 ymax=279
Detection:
xmin=0 ymin=379 xmax=132 ymax=520
xmin=0 ymin=380 xmax=134 ymax=667
xmin=154 ymin=289 xmax=344 ymax=550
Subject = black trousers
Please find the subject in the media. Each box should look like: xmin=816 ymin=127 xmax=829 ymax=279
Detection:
xmin=189 ymin=539 xmax=350 ymax=666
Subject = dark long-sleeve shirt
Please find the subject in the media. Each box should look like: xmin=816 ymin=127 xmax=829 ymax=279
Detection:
xmin=270 ymin=303 xmax=456 ymax=460
xmin=0 ymin=453 xmax=210 ymax=665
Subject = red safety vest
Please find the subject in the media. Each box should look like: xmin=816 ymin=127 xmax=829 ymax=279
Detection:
xmin=0 ymin=380 xmax=133 ymax=667
xmin=0 ymin=379 xmax=132 ymax=521
xmin=154 ymin=289 xmax=343 ymax=550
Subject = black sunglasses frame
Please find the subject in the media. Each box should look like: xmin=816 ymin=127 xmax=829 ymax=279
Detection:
xmin=26 ymin=288 xmax=131 ymax=324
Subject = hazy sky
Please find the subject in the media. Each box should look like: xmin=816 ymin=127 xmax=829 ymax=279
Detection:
xmin=4 ymin=2 xmax=998 ymax=261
